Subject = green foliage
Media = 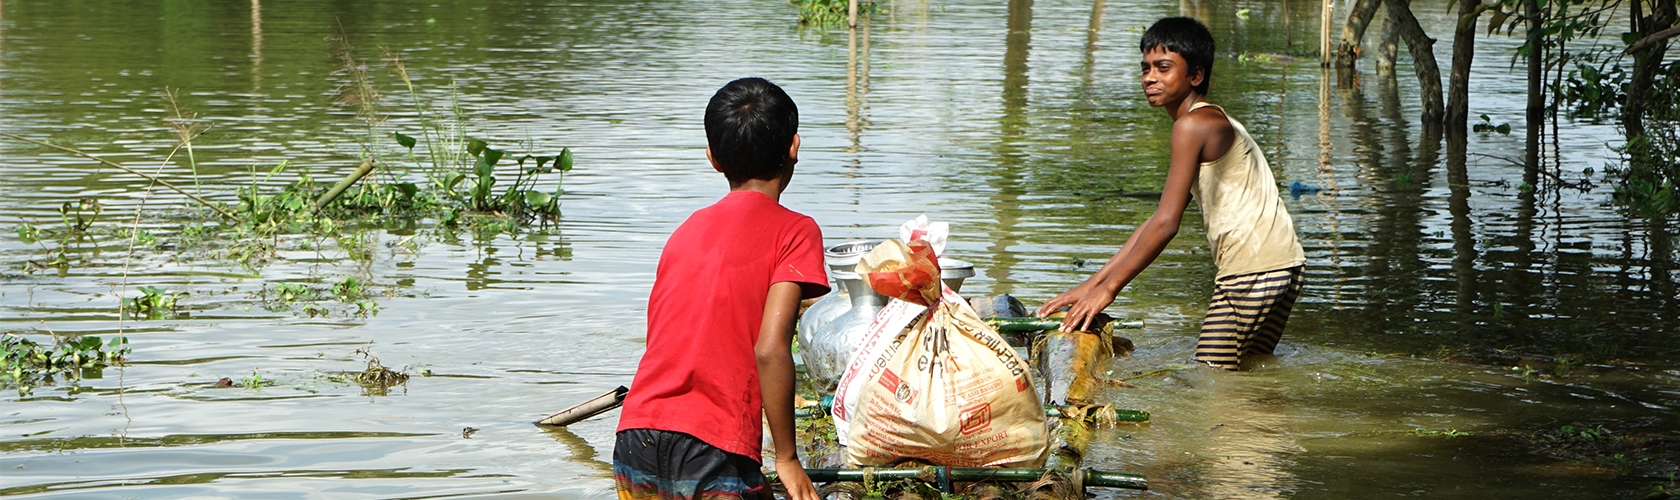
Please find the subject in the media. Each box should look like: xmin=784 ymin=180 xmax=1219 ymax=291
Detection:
xmin=270 ymin=283 xmax=317 ymax=303
xmin=794 ymin=0 xmax=876 ymax=26
xmin=1527 ymin=423 xmax=1644 ymax=462
xmin=16 ymin=222 xmax=40 ymax=245
xmin=115 ymin=227 xmax=158 ymax=247
xmin=1562 ymin=61 xmax=1626 ymax=118
xmin=331 ymin=277 xmax=366 ymax=301
xmin=1473 ymin=114 xmax=1512 ymax=135
xmin=125 ymin=285 xmax=185 ymax=319
xmin=417 ymin=134 xmax=571 ymax=225
xmin=1610 ymin=134 xmax=1680 ymax=216
xmin=259 ymin=279 xmax=380 ymax=318
xmin=58 ymin=197 xmax=102 ymax=235
xmin=241 ymin=369 xmax=267 ymax=389
xmin=1473 ymin=0 xmax=1680 ymax=213
xmin=1 ymin=333 xmax=129 ymax=395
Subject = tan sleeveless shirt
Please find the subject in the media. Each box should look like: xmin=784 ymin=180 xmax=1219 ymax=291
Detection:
xmin=1187 ymin=102 xmax=1305 ymax=278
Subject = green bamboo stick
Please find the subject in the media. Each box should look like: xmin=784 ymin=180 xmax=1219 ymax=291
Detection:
xmin=310 ymin=159 xmax=378 ymax=213
xmin=986 ymin=317 xmax=1144 ymax=331
xmin=1044 ymin=405 xmax=1150 ymax=423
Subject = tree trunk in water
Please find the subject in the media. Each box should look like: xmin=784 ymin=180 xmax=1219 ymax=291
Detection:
xmin=1447 ymin=1 xmax=1484 ymax=139
xmin=1336 ymin=0 xmax=1384 ymax=69
xmin=1385 ymin=0 xmax=1445 ymax=124
xmin=1524 ymin=0 xmax=1544 ymax=170
xmin=1625 ymin=0 xmax=1677 ymax=140
xmin=1377 ymin=8 xmax=1400 ymax=75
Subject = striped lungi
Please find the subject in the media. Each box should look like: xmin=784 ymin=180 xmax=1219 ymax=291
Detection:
xmin=614 ymin=428 xmax=770 ymax=500
xmin=1194 ymin=266 xmax=1304 ymax=370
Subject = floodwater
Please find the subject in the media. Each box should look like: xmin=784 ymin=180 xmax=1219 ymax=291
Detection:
xmin=1 ymin=0 xmax=1676 ymax=498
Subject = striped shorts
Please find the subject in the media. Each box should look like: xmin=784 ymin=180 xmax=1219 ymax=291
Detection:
xmin=1194 ymin=266 xmax=1304 ymax=370
xmin=614 ymin=428 xmax=770 ymax=500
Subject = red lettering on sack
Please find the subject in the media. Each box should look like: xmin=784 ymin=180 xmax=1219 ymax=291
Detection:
xmin=959 ymin=402 xmax=992 ymax=435
xmin=1016 ymin=377 xmax=1029 ymax=392
xmin=879 ymin=369 xmax=900 ymax=391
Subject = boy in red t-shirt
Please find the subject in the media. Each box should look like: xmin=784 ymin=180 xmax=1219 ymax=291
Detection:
xmin=614 ymin=77 xmax=829 ymax=500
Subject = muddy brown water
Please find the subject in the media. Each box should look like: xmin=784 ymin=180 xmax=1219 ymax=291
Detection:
xmin=1 ymin=0 xmax=1676 ymax=498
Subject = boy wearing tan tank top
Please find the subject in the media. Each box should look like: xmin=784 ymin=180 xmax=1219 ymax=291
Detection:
xmin=1037 ymin=17 xmax=1305 ymax=371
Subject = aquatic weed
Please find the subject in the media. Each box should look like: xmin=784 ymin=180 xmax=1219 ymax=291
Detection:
xmin=241 ymin=369 xmax=266 ymax=389
xmin=348 ymin=343 xmax=409 ymax=396
xmin=1 ymin=332 xmax=129 ymax=396
xmin=124 ymin=286 xmax=185 ymax=320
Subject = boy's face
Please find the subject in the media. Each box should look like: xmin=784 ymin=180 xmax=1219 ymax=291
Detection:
xmin=1140 ymin=47 xmax=1203 ymax=107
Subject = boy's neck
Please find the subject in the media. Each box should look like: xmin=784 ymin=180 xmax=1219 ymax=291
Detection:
xmin=729 ymin=178 xmax=785 ymax=202
xmin=1165 ymin=91 xmax=1206 ymax=121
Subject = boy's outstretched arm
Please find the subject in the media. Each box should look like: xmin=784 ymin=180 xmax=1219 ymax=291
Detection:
xmin=756 ymin=281 xmax=819 ymax=500
xmin=1037 ymin=114 xmax=1215 ymax=331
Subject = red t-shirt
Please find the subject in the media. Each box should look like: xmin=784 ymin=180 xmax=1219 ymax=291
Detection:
xmin=617 ymin=190 xmax=830 ymax=460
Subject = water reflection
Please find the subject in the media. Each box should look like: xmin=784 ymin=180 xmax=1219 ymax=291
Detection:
xmin=1195 ymin=371 xmax=1302 ymax=499
xmin=983 ymin=0 xmax=1034 ymax=296
xmin=540 ymin=425 xmax=615 ymax=476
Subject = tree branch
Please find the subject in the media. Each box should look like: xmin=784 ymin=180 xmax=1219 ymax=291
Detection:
xmin=1627 ymin=24 xmax=1680 ymax=54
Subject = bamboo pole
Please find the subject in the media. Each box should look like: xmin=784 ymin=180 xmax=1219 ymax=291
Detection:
xmin=534 ymin=386 xmax=628 ymax=427
xmin=1320 ymin=0 xmax=1335 ymax=66
xmin=848 ymin=0 xmax=858 ymax=28
xmin=1025 ymin=315 xmax=1123 ymax=499
xmin=986 ymin=317 xmax=1142 ymax=331
xmin=309 ymin=159 xmax=377 ymax=213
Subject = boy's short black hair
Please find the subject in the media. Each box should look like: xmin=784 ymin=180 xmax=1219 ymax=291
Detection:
xmin=1140 ymin=17 xmax=1215 ymax=96
xmin=705 ymin=78 xmax=799 ymax=184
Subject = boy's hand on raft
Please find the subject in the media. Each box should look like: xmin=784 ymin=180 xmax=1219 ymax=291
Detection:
xmin=774 ymin=457 xmax=819 ymax=500
xmin=1036 ymin=283 xmax=1119 ymax=332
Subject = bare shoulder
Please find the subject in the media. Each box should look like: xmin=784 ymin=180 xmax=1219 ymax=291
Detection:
xmin=1173 ymin=105 xmax=1237 ymax=163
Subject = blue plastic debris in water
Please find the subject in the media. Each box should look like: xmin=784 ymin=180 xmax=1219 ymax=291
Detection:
xmin=1288 ymin=181 xmax=1321 ymax=200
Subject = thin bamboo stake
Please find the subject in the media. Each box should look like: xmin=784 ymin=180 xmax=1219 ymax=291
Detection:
xmin=0 ymin=133 xmax=237 ymax=220
xmin=1320 ymin=0 xmax=1335 ymax=66
xmin=847 ymin=0 xmax=858 ymax=28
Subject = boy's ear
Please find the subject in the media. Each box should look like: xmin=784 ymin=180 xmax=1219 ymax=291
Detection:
xmin=786 ymin=133 xmax=801 ymax=166
xmin=1191 ymin=66 xmax=1206 ymax=89
xmin=706 ymin=146 xmax=724 ymax=173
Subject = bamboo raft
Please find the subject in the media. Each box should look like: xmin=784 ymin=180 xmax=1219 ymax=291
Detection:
xmin=536 ymin=309 xmax=1150 ymax=499
xmin=768 ymin=313 xmax=1149 ymax=499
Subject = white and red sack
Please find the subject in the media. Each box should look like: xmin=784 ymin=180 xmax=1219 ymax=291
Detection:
xmin=831 ymin=236 xmax=1047 ymax=468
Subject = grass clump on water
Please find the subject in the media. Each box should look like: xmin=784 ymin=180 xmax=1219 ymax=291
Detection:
xmin=1 ymin=331 xmax=129 ymax=396
xmin=347 ymin=343 xmax=409 ymax=396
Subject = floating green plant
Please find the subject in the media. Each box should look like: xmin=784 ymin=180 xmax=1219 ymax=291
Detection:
xmin=1 ymin=332 xmax=129 ymax=396
xmin=125 ymin=286 xmax=185 ymax=320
